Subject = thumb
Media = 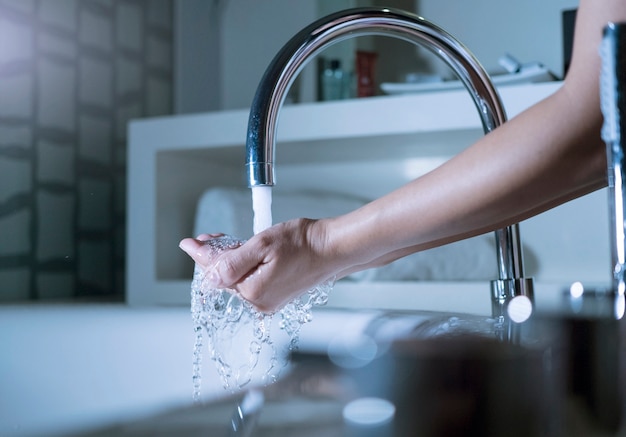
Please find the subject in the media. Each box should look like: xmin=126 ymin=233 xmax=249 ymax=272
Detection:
xmin=179 ymin=237 xmax=212 ymax=267
xmin=180 ymin=236 xmax=254 ymax=289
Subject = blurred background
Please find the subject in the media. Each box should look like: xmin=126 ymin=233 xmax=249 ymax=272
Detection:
xmin=0 ymin=0 xmax=576 ymax=302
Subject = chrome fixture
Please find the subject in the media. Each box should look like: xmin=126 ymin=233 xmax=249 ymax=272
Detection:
xmin=245 ymin=7 xmax=534 ymax=326
xmin=589 ymin=21 xmax=626 ymax=434
xmin=555 ymin=22 xmax=626 ymax=434
xmin=602 ymin=22 xmax=626 ymax=301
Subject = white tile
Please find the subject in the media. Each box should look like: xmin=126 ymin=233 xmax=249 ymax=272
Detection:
xmin=37 ymin=59 xmax=75 ymax=130
xmin=78 ymin=239 xmax=111 ymax=291
xmin=146 ymin=77 xmax=171 ymax=116
xmin=39 ymin=28 xmax=77 ymax=59
xmin=147 ymin=35 xmax=171 ymax=69
xmin=0 ymin=73 xmax=33 ymax=118
xmin=37 ymin=140 xmax=74 ymax=185
xmin=0 ymin=16 xmax=33 ymax=63
xmin=0 ymin=0 xmax=36 ymax=14
xmin=0 ymin=209 xmax=30 ymax=255
xmin=0 ymin=268 xmax=30 ymax=301
xmin=114 ymin=173 xmax=125 ymax=214
xmin=88 ymin=0 xmax=113 ymax=8
xmin=0 ymin=124 xmax=32 ymax=145
xmin=37 ymin=272 xmax=75 ymax=299
xmin=36 ymin=192 xmax=74 ymax=261
xmin=147 ymin=0 xmax=171 ymax=28
xmin=78 ymin=115 xmax=112 ymax=163
xmin=0 ymin=125 xmax=33 ymax=203
xmin=0 ymin=156 xmax=32 ymax=203
xmin=114 ymin=142 xmax=126 ymax=166
xmin=39 ymin=0 xmax=77 ymax=33
xmin=78 ymin=178 xmax=111 ymax=230
xmin=79 ymin=56 xmax=112 ymax=107
xmin=115 ymin=2 xmax=142 ymax=51
xmin=115 ymin=57 xmax=141 ymax=96
xmin=115 ymin=101 xmax=141 ymax=140
xmin=79 ymin=8 xmax=112 ymax=51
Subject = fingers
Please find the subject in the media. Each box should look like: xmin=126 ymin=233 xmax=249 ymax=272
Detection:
xmin=212 ymin=240 xmax=265 ymax=289
xmin=179 ymin=234 xmax=265 ymax=290
xmin=178 ymin=233 xmax=231 ymax=267
xmin=178 ymin=238 xmax=210 ymax=266
xmin=195 ymin=233 xmax=224 ymax=240
xmin=179 ymin=218 xmax=331 ymax=313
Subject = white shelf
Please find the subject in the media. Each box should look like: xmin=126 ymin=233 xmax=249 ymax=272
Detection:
xmin=126 ymin=81 xmax=609 ymax=307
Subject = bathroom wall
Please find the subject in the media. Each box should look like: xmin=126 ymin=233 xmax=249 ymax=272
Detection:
xmin=173 ymin=0 xmax=221 ymax=113
xmin=175 ymin=0 xmax=580 ymax=112
xmin=175 ymin=0 xmax=423 ymax=112
xmin=0 ymin=0 xmax=174 ymax=301
xmin=415 ymin=0 xmax=579 ymax=79
xmin=175 ymin=0 xmax=320 ymax=112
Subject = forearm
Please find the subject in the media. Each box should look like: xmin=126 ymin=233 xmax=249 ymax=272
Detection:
xmin=325 ymin=70 xmax=606 ymax=276
xmin=334 ymin=171 xmax=604 ymax=279
xmin=181 ymin=0 xmax=625 ymax=312
xmin=321 ymin=0 xmax=625 ymax=276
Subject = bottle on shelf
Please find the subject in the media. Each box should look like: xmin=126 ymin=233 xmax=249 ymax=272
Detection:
xmin=321 ymin=59 xmax=345 ymax=101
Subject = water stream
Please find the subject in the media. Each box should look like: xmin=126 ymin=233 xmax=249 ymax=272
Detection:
xmin=191 ymin=187 xmax=334 ymax=401
xmin=251 ymin=186 xmax=273 ymax=235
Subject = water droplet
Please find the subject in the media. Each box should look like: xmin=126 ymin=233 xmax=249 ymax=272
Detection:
xmin=226 ymin=294 xmax=244 ymax=322
xmin=250 ymin=341 xmax=262 ymax=354
xmin=190 ymin=235 xmax=335 ymax=397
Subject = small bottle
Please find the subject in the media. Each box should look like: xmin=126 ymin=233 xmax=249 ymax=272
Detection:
xmin=356 ymin=50 xmax=377 ymax=98
xmin=321 ymin=59 xmax=344 ymax=101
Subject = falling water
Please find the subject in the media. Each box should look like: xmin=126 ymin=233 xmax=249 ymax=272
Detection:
xmin=251 ymin=186 xmax=273 ymax=235
xmin=190 ymin=187 xmax=335 ymax=401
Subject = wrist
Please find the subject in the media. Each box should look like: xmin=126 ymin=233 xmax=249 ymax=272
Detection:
xmin=317 ymin=211 xmax=381 ymax=277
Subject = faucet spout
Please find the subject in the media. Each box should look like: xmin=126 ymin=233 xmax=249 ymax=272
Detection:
xmin=246 ymin=7 xmax=533 ymax=319
xmin=246 ymin=7 xmax=504 ymax=187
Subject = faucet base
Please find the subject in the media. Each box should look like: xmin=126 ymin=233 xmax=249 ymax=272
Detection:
xmin=490 ymin=277 xmax=535 ymax=341
xmin=490 ymin=277 xmax=535 ymax=312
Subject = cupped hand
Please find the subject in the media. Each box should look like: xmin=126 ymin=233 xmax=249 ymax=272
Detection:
xmin=179 ymin=218 xmax=338 ymax=313
xmin=178 ymin=232 xmax=232 ymax=266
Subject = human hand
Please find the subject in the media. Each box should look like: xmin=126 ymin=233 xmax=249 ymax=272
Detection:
xmin=179 ymin=218 xmax=338 ymax=312
xmin=178 ymin=232 xmax=243 ymax=268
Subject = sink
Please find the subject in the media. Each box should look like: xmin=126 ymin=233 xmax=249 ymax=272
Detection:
xmin=74 ymin=309 xmax=564 ymax=437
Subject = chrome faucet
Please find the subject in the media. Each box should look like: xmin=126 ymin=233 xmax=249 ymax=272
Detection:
xmin=245 ymin=7 xmax=534 ymax=326
xmin=588 ymin=21 xmax=626 ymax=434
xmin=603 ymin=22 xmax=626 ymax=303
xmin=549 ymin=24 xmax=626 ymax=434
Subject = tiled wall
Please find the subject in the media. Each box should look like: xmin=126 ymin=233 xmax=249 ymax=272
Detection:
xmin=0 ymin=0 xmax=173 ymax=301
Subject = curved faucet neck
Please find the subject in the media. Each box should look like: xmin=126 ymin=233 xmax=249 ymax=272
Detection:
xmin=246 ymin=7 xmax=529 ymax=287
xmin=246 ymin=7 xmax=505 ymax=187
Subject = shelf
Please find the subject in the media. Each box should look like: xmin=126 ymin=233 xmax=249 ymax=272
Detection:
xmin=126 ymin=81 xmax=609 ymax=307
xmin=129 ymin=81 xmax=562 ymax=152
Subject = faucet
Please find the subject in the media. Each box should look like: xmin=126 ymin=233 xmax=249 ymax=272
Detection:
xmin=583 ymin=21 xmax=626 ymax=434
xmin=603 ymin=22 xmax=626 ymax=305
xmin=245 ymin=7 xmax=534 ymax=328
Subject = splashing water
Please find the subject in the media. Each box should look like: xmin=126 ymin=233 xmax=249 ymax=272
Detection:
xmin=190 ymin=187 xmax=334 ymax=401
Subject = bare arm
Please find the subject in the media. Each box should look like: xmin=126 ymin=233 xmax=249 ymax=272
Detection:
xmin=181 ymin=0 xmax=625 ymax=312
xmin=329 ymin=0 xmax=623 ymax=276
